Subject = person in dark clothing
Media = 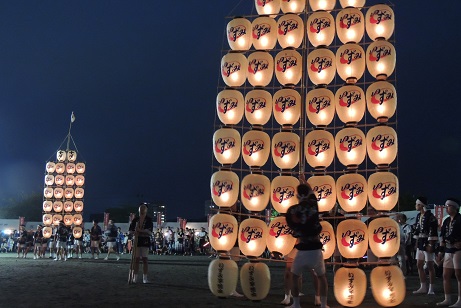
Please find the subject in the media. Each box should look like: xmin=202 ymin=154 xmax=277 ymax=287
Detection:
xmin=129 ymin=204 xmax=153 ymax=284
xmin=90 ymin=220 xmax=102 ymax=259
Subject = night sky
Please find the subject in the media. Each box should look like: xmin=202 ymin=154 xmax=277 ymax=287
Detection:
xmin=0 ymin=1 xmax=459 ymax=221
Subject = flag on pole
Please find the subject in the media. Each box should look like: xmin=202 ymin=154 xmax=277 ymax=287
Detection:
xmin=71 ymin=112 xmax=76 ymax=123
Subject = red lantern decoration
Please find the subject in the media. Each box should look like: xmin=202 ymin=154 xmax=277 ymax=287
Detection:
xmin=308 ymin=175 xmax=336 ymax=212
xmin=336 ymin=173 xmax=368 ymax=212
xmin=266 ymin=216 xmax=296 ymax=256
xmin=211 ymin=171 xmax=240 ymax=208
xmin=307 ymin=48 xmax=336 ymax=86
xmin=271 ymin=176 xmax=299 ymax=214
xmin=304 ymin=129 xmax=335 ymax=169
xmin=252 ymin=16 xmax=277 ymax=50
xmin=245 ymin=89 xmax=272 ymax=126
xmin=242 ymin=130 xmax=271 ymax=168
xmin=306 ymin=87 xmax=335 ymax=126
xmin=273 ymin=88 xmax=301 ymax=126
xmin=240 ymin=261 xmax=271 ymax=300
xmin=221 ymin=52 xmax=248 ymax=87
xmin=208 ymin=258 xmax=238 ymax=298
xmin=370 ymin=265 xmax=406 ymax=307
xmin=336 ymin=219 xmax=368 ymax=259
xmin=241 ymin=174 xmax=271 ymax=212
xmin=238 ymin=218 xmax=268 ymax=257
xmin=367 ymin=171 xmax=399 ymax=211
xmin=335 ymin=127 xmax=366 ymax=167
xmin=213 ymin=128 xmax=241 ymax=165
xmin=335 ymin=85 xmax=365 ymax=124
xmin=368 ymin=217 xmax=400 ymax=258
xmin=209 ymin=213 xmax=239 ymax=252
xmin=247 ymin=51 xmax=274 ymax=87
xmin=366 ymin=125 xmax=397 ymax=166
xmin=334 ymin=267 xmax=367 ymax=307
xmin=336 ymin=43 xmax=365 ymax=84
xmin=227 ymin=17 xmax=252 ymax=51
xmin=365 ymin=4 xmax=395 ymax=41
xmin=336 ymin=8 xmax=364 ymax=44
xmin=307 ymin=11 xmax=335 ymax=47
xmin=366 ymin=40 xmax=396 ymax=80
xmin=277 ymin=13 xmax=304 ymax=49
xmin=272 ymin=132 xmax=300 ymax=170
xmin=275 ymin=49 xmax=302 ymax=86
xmin=216 ymin=89 xmax=244 ymax=125
xmin=320 ymin=220 xmax=336 ymax=259
xmin=366 ymin=81 xmax=397 ymax=122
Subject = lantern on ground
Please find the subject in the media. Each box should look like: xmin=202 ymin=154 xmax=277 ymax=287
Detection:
xmin=308 ymin=175 xmax=336 ymax=212
xmin=75 ymin=188 xmax=84 ymax=199
xmin=368 ymin=171 xmax=398 ymax=211
xmin=366 ymin=81 xmax=396 ymax=122
xmin=57 ymin=150 xmax=66 ymax=162
xmin=267 ymin=216 xmax=296 ymax=256
xmin=46 ymin=162 xmax=56 ymax=173
xmin=64 ymin=188 xmax=74 ymax=199
xmin=366 ymin=40 xmax=396 ymax=80
xmin=67 ymin=150 xmax=77 ymax=162
xmin=73 ymin=227 xmax=83 ymax=239
xmin=42 ymin=226 xmax=53 ymax=238
xmin=65 ymin=175 xmax=75 ymax=186
xmin=336 ymin=8 xmax=364 ymax=44
xmin=242 ymin=130 xmax=271 ymax=168
xmin=272 ymin=132 xmax=300 ymax=170
xmin=305 ymin=129 xmax=335 ymax=169
xmin=334 ymin=267 xmax=367 ymax=307
xmin=209 ymin=213 xmax=239 ymax=252
xmin=307 ymin=48 xmax=336 ymax=85
xmin=45 ymin=174 xmax=54 ymax=186
xmin=366 ymin=125 xmax=397 ymax=166
xmin=368 ymin=217 xmax=400 ymax=258
xmin=53 ymin=201 xmax=63 ymax=212
xmin=221 ymin=52 xmax=248 ymax=87
xmin=75 ymin=175 xmax=85 ymax=186
xmin=271 ymin=176 xmax=299 ymax=214
xmin=76 ymin=162 xmax=86 ymax=174
xmin=213 ymin=128 xmax=241 ymax=165
xmin=273 ymin=88 xmax=301 ymax=126
xmin=73 ymin=214 xmax=83 ymax=225
xmin=208 ymin=258 xmax=238 ymax=298
xmin=66 ymin=163 xmax=76 ymax=174
xmin=238 ymin=218 xmax=268 ymax=257
xmin=320 ymin=220 xmax=336 ymax=259
xmin=336 ymin=173 xmax=367 ymax=212
xmin=241 ymin=261 xmax=271 ymax=300
xmin=255 ymin=0 xmax=281 ymax=16
xmin=252 ymin=16 xmax=277 ymax=50
xmin=366 ymin=4 xmax=394 ymax=41
xmin=336 ymin=43 xmax=365 ymax=84
xmin=245 ymin=89 xmax=272 ymax=126
xmin=54 ymin=188 xmax=64 ymax=199
xmin=43 ymin=214 xmax=52 ymax=226
xmin=308 ymin=11 xmax=335 ymax=47
xmin=306 ymin=87 xmax=335 ymax=126
xmin=335 ymin=85 xmax=365 ymax=124
xmin=74 ymin=201 xmax=84 ymax=212
xmin=64 ymin=201 xmax=73 ymax=213
xmin=339 ymin=0 xmax=365 ymax=8
xmin=336 ymin=219 xmax=368 ymax=259
xmin=335 ymin=127 xmax=366 ymax=168
xmin=54 ymin=175 xmax=65 ymax=186
xmin=211 ymin=171 xmax=239 ymax=208
xmin=43 ymin=201 xmax=52 ymax=212
xmin=55 ymin=163 xmax=65 ymax=174
xmin=370 ymin=265 xmax=405 ymax=307
xmin=247 ymin=51 xmax=273 ymax=87
xmin=64 ymin=215 xmax=73 ymax=226
xmin=52 ymin=214 xmax=63 ymax=226
xmin=227 ymin=17 xmax=252 ymax=51
xmin=275 ymin=49 xmax=302 ymax=86
xmin=241 ymin=174 xmax=271 ymax=212
xmin=44 ymin=187 xmax=53 ymax=199
xmin=277 ymin=13 xmax=304 ymax=49
xmin=309 ymin=0 xmax=336 ymax=11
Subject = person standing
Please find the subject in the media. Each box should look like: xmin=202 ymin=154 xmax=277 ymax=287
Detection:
xmin=33 ymin=225 xmax=43 ymax=259
xmin=129 ymin=204 xmax=153 ymax=283
xmin=73 ymin=226 xmax=84 ymax=259
xmin=397 ymin=213 xmax=413 ymax=275
xmin=90 ymin=220 xmax=102 ymax=259
xmin=16 ymin=225 xmax=27 ymax=258
xmin=55 ymin=221 xmax=69 ymax=261
xmin=198 ymin=227 xmax=209 ymax=255
xmin=413 ymin=196 xmax=438 ymax=295
xmin=104 ymin=220 xmax=120 ymax=261
xmin=116 ymin=227 xmax=124 ymax=255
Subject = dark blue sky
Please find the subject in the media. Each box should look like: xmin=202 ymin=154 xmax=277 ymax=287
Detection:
xmin=0 ymin=1 xmax=459 ymax=220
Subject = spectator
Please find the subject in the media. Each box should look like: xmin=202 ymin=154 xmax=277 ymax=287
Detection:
xmin=17 ymin=225 xmax=27 ymax=258
xmin=104 ymin=220 xmax=120 ymax=261
xmin=198 ymin=227 xmax=209 ymax=255
xmin=90 ymin=220 xmax=102 ymax=259
xmin=55 ymin=221 xmax=69 ymax=261
xmin=116 ymin=227 xmax=124 ymax=255
xmin=129 ymin=204 xmax=153 ymax=284
xmin=33 ymin=225 xmax=43 ymax=259
xmin=175 ymin=228 xmax=185 ymax=255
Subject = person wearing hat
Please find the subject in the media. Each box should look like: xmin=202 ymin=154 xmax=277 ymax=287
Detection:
xmin=413 ymin=196 xmax=438 ymax=295
xmin=437 ymin=198 xmax=461 ymax=307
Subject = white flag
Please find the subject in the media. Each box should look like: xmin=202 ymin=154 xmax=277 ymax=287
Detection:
xmin=71 ymin=112 xmax=76 ymax=123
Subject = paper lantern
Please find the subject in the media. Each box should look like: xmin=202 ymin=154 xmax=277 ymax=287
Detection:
xmin=238 ymin=218 xmax=268 ymax=257
xmin=339 ymin=0 xmax=365 ymax=8
xmin=65 ymin=175 xmax=75 ymax=186
xmin=271 ymin=176 xmax=299 ymax=213
xmin=73 ymin=214 xmax=83 ymax=225
xmin=273 ymin=88 xmax=301 ymax=125
xmin=43 ymin=201 xmax=53 ymax=212
xmin=366 ymin=81 xmax=396 ymax=122
xmin=245 ymin=89 xmax=272 ymax=125
xmin=247 ymin=51 xmax=274 ymax=87
xmin=281 ymin=0 xmax=305 ymax=13
xmin=367 ymin=171 xmax=398 ymax=211
xmin=45 ymin=175 xmax=54 ymax=186
xmin=75 ymin=175 xmax=85 ymax=187
xmin=54 ymin=175 xmax=65 ymax=186
xmin=44 ymin=187 xmax=53 ymax=199
xmin=334 ymin=267 xmax=367 ymax=307
xmin=309 ymin=0 xmax=336 ymax=11
xmin=227 ymin=17 xmax=252 ymax=51
xmin=277 ymin=13 xmax=304 ymax=49
xmin=241 ymin=174 xmax=271 ymax=212
xmin=267 ymin=216 xmax=296 ymax=256
xmin=242 ymin=130 xmax=271 ymax=167
xmin=64 ymin=188 xmax=74 ymax=199
xmin=370 ymin=265 xmax=406 ymax=307
xmin=54 ymin=187 xmax=64 ymax=199
xmin=73 ymin=226 xmax=83 ymax=239
xmin=221 ymin=52 xmax=248 ymax=87
xmin=335 ymin=85 xmax=365 ymax=124
xmin=308 ymin=175 xmax=336 ymax=212
xmin=336 ymin=219 xmax=368 ymax=258
xmin=64 ymin=201 xmax=74 ymax=213
xmin=272 ymin=132 xmax=300 ymax=170
xmin=240 ymin=261 xmax=271 ymax=300
xmin=64 ymin=214 xmax=73 ymax=226
xmin=53 ymin=201 xmax=63 ymax=212
xmin=74 ymin=201 xmax=84 ymax=212
xmin=43 ymin=214 xmax=53 ymax=226
xmin=336 ymin=173 xmax=368 ymax=212
xmin=320 ymin=220 xmax=336 ymax=259
xmin=305 ymin=129 xmax=335 ymax=169
xmin=209 ymin=213 xmax=239 ymax=252
xmin=56 ymin=150 xmax=66 ymax=162
xmin=66 ymin=163 xmax=76 ymax=174
xmin=52 ymin=214 xmax=63 ymax=226
xmin=255 ymin=0 xmax=281 ymax=16
xmin=217 ymin=89 xmax=244 ymax=125
xmin=55 ymin=162 xmax=65 ymax=174
xmin=252 ymin=16 xmax=277 ymax=50
xmin=46 ymin=161 xmax=56 ymax=173
xmin=213 ymin=128 xmax=241 ymax=165
xmin=335 ymin=127 xmax=366 ymax=167
xmin=366 ymin=40 xmax=396 ymax=80
xmin=75 ymin=188 xmax=84 ymax=199
xmin=42 ymin=226 xmax=53 ymax=238
xmin=368 ymin=217 xmax=400 ymax=258
xmin=336 ymin=8 xmax=364 ymax=44
xmin=306 ymin=87 xmax=335 ymax=126
xmin=208 ymin=258 xmax=238 ymax=298
xmin=366 ymin=125 xmax=397 ymax=166
xmin=336 ymin=43 xmax=365 ymax=84
xmin=275 ymin=49 xmax=302 ymax=86
xmin=307 ymin=48 xmax=336 ymax=85
xmin=307 ymin=11 xmax=335 ymax=47
xmin=67 ymin=150 xmax=77 ymax=162
xmin=211 ymin=171 xmax=240 ymax=208
xmin=76 ymin=162 xmax=86 ymax=174
xmin=365 ymin=4 xmax=394 ymax=41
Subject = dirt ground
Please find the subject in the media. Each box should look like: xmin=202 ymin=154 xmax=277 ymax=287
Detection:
xmin=0 ymin=253 xmax=452 ymax=308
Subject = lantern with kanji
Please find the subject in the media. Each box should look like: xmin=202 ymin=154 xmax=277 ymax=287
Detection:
xmin=211 ymin=171 xmax=239 ymax=208
xmin=42 ymin=226 xmax=53 ymax=238
xmin=227 ymin=17 xmax=252 ymax=51
xmin=74 ymin=188 xmax=84 ymax=199
xmin=309 ymin=0 xmax=336 ymax=11
xmin=320 ymin=220 xmax=336 ymax=259
xmin=54 ymin=188 xmax=64 ymax=199
xmin=368 ymin=217 xmax=400 ymax=258
xmin=252 ymin=16 xmax=277 ymax=50
xmin=271 ymin=176 xmax=299 ymax=214
xmin=247 ymin=51 xmax=273 ymax=87
xmin=336 ymin=173 xmax=368 ymax=212
xmin=370 ymin=265 xmax=406 ymax=307
xmin=208 ymin=258 xmax=238 ymax=298
xmin=335 ymin=127 xmax=366 ymax=167
xmin=64 ymin=214 xmax=73 ymax=226
xmin=56 ymin=150 xmax=66 ymax=162
xmin=55 ymin=162 xmax=65 ymax=174
xmin=336 ymin=8 xmax=364 ymax=44
xmin=76 ymin=162 xmax=85 ymax=174
xmin=75 ymin=175 xmax=85 ymax=186
xmin=216 ymin=89 xmax=245 ymax=125
xmin=308 ymin=175 xmax=336 ymax=213
xmin=336 ymin=43 xmax=365 ymax=84
xmin=74 ymin=201 xmax=84 ymax=212
xmin=213 ymin=128 xmax=241 ymax=165
xmin=367 ymin=171 xmax=399 ymax=211
xmin=221 ymin=52 xmax=248 ymax=87
xmin=43 ymin=214 xmax=52 ymax=226
xmin=209 ymin=213 xmax=239 ymax=252
xmin=73 ymin=227 xmax=83 ymax=239
xmin=240 ymin=261 xmax=271 ymax=300
xmin=52 ymin=214 xmax=63 ymax=226
xmin=366 ymin=40 xmax=396 ymax=80
xmin=365 ymin=4 xmax=395 ymax=41
xmin=55 ymin=174 xmax=65 ymax=186
xmin=64 ymin=188 xmax=74 ymax=199
xmin=277 ymin=13 xmax=304 ymax=49
xmin=281 ymin=0 xmax=305 ymax=13
xmin=73 ymin=214 xmax=83 ymax=225
xmin=306 ymin=87 xmax=335 ymax=126
xmin=67 ymin=150 xmax=77 ymax=162
xmin=267 ymin=216 xmax=296 ymax=256
xmin=366 ymin=81 xmax=396 ymax=122
xmin=44 ymin=187 xmax=53 ymax=199
xmin=45 ymin=174 xmax=54 ymax=186
xmin=43 ymin=201 xmax=52 ymax=212
xmin=366 ymin=125 xmax=397 ymax=166
xmin=66 ymin=163 xmax=75 ymax=174
xmin=53 ymin=201 xmax=63 ymax=212
xmin=64 ymin=201 xmax=73 ymax=213
xmin=334 ymin=267 xmax=367 ymax=307
xmin=46 ymin=162 xmax=56 ymax=173
xmin=335 ymin=85 xmax=365 ymax=124
xmin=272 ymin=132 xmax=300 ymax=170
xmin=241 ymin=174 xmax=271 ymax=212
xmin=307 ymin=11 xmax=335 ymax=47
xmin=307 ymin=48 xmax=336 ymax=86
xmin=255 ymin=0 xmax=281 ymax=16
xmin=238 ymin=218 xmax=268 ymax=257
xmin=275 ymin=49 xmax=302 ymax=86
xmin=273 ymin=88 xmax=301 ymax=126
xmin=339 ymin=0 xmax=365 ymax=8
xmin=245 ymin=89 xmax=272 ymax=125
xmin=305 ymin=129 xmax=335 ymax=169
xmin=336 ymin=219 xmax=368 ymax=259
xmin=65 ymin=175 xmax=75 ymax=186
xmin=242 ymin=130 xmax=271 ymax=167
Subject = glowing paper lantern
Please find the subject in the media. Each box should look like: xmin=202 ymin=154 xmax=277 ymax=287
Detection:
xmin=366 ymin=125 xmax=397 ymax=166
xmin=64 ymin=215 xmax=73 ymax=226
xmin=76 ymin=162 xmax=86 ymax=174
xmin=43 ymin=201 xmax=53 ymax=212
xmin=367 ymin=171 xmax=399 ymax=211
xmin=43 ymin=214 xmax=53 ymax=226
xmin=281 ymin=0 xmax=305 ymax=13
xmin=271 ymin=176 xmax=299 ymax=213
xmin=242 ymin=130 xmax=271 ymax=168
xmin=66 ymin=175 xmax=75 ymax=186
xmin=320 ymin=220 xmax=336 ymax=259
xmin=74 ymin=188 xmax=84 ymax=199
xmin=307 ymin=11 xmax=335 ymax=47
xmin=67 ymin=150 xmax=77 ymax=162
xmin=245 ymin=89 xmax=272 ymax=125
xmin=370 ymin=265 xmax=406 ymax=307
xmin=275 ymin=49 xmax=302 ymax=86
xmin=240 ymin=262 xmax=271 ymax=300
xmin=277 ymin=13 xmax=304 ymax=49
xmin=45 ymin=175 xmax=54 ymax=186
xmin=255 ymin=0 xmax=281 ymax=16
xmin=366 ymin=40 xmax=396 ymax=80
xmin=46 ymin=162 xmax=56 ymax=173
xmin=272 ymin=132 xmax=300 ymax=170
xmin=267 ymin=216 xmax=296 ymax=256
xmin=336 ymin=8 xmax=364 ymax=44
xmin=73 ymin=227 xmax=83 ymax=239
xmin=335 ymin=85 xmax=365 ymax=124
xmin=339 ymin=0 xmax=365 ymax=8
xmin=336 ymin=43 xmax=365 ymax=84
xmin=55 ymin=163 xmax=65 ymax=174
xmin=53 ymin=201 xmax=63 ymax=212
xmin=247 ymin=51 xmax=274 ymax=87
xmin=308 ymin=175 xmax=336 ymax=212
xmin=54 ymin=175 xmax=65 ymax=186
xmin=216 ymin=89 xmax=244 ymax=125
xmin=208 ymin=258 xmax=238 ymax=297
xmin=306 ymin=87 xmax=335 ymax=126
xmin=74 ymin=201 xmax=84 ymax=212
xmin=309 ymin=0 xmax=336 ymax=11
xmin=64 ymin=201 xmax=74 ymax=213
xmin=42 ymin=226 xmax=53 ymax=238
xmin=307 ymin=48 xmax=336 ymax=85
xmin=366 ymin=81 xmax=397 ymax=122
xmin=336 ymin=173 xmax=368 ymax=212
xmin=213 ymin=128 xmax=241 ymax=165
xmin=335 ymin=127 xmax=366 ymax=167
xmin=209 ymin=213 xmax=238 ymax=252
xmin=44 ymin=187 xmax=53 ymax=199
xmin=304 ymin=129 xmax=335 ymax=169
xmin=239 ymin=218 xmax=268 ymax=257
xmin=66 ymin=163 xmax=76 ymax=174
xmin=64 ymin=188 xmax=74 ymax=199
xmin=252 ymin=16 xmax=277 ymax=50
xmin=241 ymin=174 xmax=271 ymax=212
xmin=52 ymin=214 xmax=63 ymax=226
xmin=75 ymin=175 xmax=85 ymax=187
xmin=221 ymin=52 xmax=248 ymax=87
xmin=273 ymin=88 xmax=301 ymax=125
xmin=336 ymin=219 xmax=368 ymax=258
xmin=211 ymin=171 xmax=240 ymax=208
xmin=54 ymin=188 xmax=64 ymax=199
xmin=366 ymin=4 xmax=395 ymax=41
xmin=227 ymin=17 xmax=252 ymax=51
xmin=56 ymin=150 xmax=66 ymax=162
xmin=368 ymin=217 xmax=400 ymax=258
xmin=73 ymin=214 xmax=83 ymax=225
xmin=334 ymin=267 xmax=367 ymax=307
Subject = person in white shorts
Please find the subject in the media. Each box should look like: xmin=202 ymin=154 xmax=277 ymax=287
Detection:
xmin=90 ymin=220 xmax=102 ymax=259
xmin=104 ymin=220 xmax=120 ymax=261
